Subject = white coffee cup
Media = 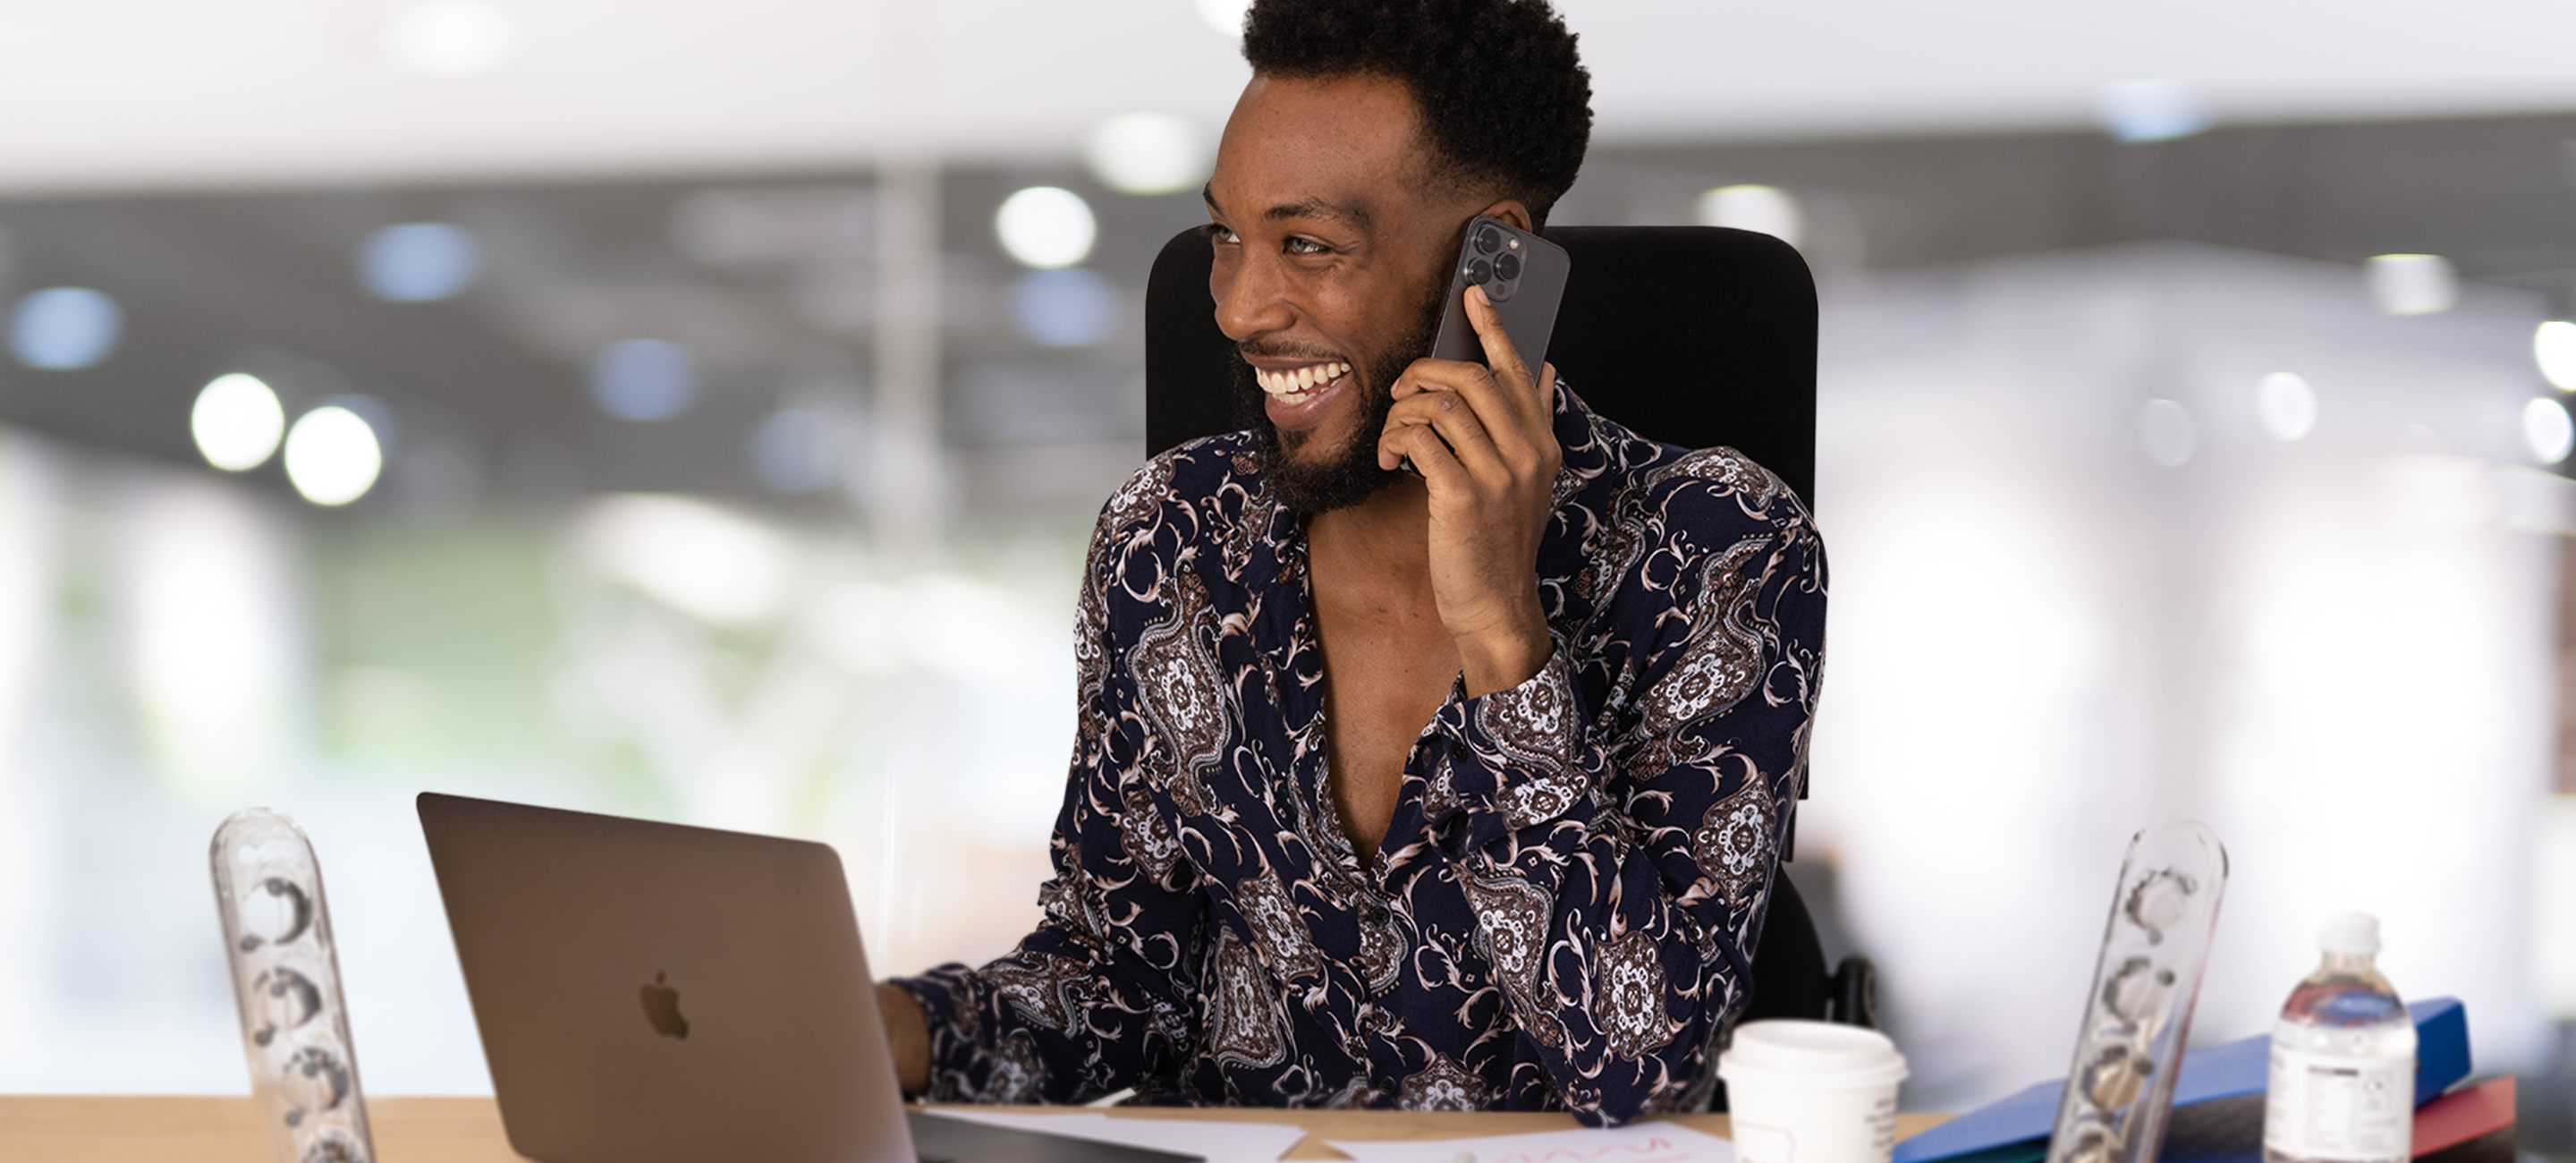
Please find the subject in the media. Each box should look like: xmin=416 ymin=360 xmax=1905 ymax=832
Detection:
xmin=1717 ymin=1020 xmax=1910 ymax=1163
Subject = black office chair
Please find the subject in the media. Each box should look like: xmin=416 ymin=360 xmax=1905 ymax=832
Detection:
xmin=1140 ymin=225 xmax=1877 ymax=1046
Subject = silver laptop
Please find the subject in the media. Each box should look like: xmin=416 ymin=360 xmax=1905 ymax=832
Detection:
xmin=419 ymin=792 xmax=1200 ymax=1163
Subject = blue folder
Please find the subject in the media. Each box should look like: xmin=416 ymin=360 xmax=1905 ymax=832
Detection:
xmin=1888 ymin=997 xmax=2470 ymax=1163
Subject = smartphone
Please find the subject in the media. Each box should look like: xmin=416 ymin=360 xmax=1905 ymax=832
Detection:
xmin=1428 ymin=214 xmax=1572 ymax=377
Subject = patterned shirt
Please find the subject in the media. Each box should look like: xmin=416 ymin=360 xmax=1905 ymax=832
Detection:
xmin=895 ymin=386 xmax=1827 ymax=1126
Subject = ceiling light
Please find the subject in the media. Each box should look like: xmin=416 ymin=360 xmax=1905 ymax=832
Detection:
xmin=2528 ymin=397 xmax=2574 ymax=464
xmin=358 ymin=222 xmax=479 ymax=301
xmin=1696 ymin=185 xmax=1803 ymax=249
xmin=2255 ymin=372 xmax=2318 ymax=442
xmin=2367 ymin=254 xmax=2456 ymax=316
xmin=192 ymin=374 xmax=286 ymax=471
xmin=589 ymin=338 xmax=697 ymax=421
xmin=10 ymin=286 xmax=123 ymax=370
xmin=996 ymin=187 xmax=1097 ymax=270
xmin=385 ymin=2 xmax=519 ymax=75
xmin=1084 ymin=113 xmax=1211 ymax=196
xmin=2536 ymin=320 xmax=2576 ymax=390
xmin=284 ymin=406 xmax=384 ymax=505
xmin=2098 ymin=81 xmax=2210 ymax=142
xmin=1011 ymin=269 xmax=1118 ymax=346
xmin=2139 ymin=398 xmax=2196 ymax=467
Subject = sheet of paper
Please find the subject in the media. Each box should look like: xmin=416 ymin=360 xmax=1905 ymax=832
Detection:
xmin=921 ymin=1108 xmax=1308 ymax=1163
xmin=1327 ymin=1121 xmax=1735 ymax=1163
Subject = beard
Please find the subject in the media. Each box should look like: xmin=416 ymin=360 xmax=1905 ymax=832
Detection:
xmin=1230 ymin=275 xmax=1447 ymax=515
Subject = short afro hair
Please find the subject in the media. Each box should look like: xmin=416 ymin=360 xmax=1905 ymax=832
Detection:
xmin=1241 ymin=0 xmax=1592 ymax=229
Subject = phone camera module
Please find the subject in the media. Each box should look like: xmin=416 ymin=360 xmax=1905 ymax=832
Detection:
xmin=1466 ymin=257 xmax=1494 ymax=284
xmin=1494 ymin=252 xmax=1521 ymax=281
xmin=1472 ymin=226 xmax=1503 ymax=255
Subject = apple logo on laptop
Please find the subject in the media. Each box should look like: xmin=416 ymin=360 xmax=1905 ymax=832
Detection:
xmin=640 ymin=971 xmax=690 ymax=1040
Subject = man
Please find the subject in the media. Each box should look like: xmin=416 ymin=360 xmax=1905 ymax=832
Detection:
xmin=877 ymin=0 xmax=1826 ymax=1126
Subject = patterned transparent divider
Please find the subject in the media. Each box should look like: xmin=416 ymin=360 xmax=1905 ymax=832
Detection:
xmin=2045 ymin=819 xmax=2229 ymax=1163
xmin=209 ymin=808 xmax=376 ymax=1163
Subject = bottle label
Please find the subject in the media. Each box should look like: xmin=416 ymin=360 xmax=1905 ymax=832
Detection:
xmin=2265 ymin=1044 xmax=2412 ymax=1163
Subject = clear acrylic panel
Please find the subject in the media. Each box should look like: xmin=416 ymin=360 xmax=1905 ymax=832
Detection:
xmin=209 ymin=808 xmax=376 ymax=1163
xmin=2045 ymin=819 xmax=2229 ymax=1163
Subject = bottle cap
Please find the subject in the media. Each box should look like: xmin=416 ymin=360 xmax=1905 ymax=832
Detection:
xmin=2319 ymin=910 xmax=2380 ymax=955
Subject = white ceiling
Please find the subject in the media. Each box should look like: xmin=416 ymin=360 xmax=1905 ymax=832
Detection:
xmin=3 ymin=0 xmax=2573 ymax=194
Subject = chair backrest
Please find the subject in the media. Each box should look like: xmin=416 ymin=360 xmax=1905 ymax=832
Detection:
xmin=1141 ymin=224 xmax=1818 ymax=504
xmin=1139 ymin=223 xmax=1862 ymax=1045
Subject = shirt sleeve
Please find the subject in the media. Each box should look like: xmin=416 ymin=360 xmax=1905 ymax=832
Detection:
xmin=1385 ymin=479 xmax=1827 ymax=1126
xmin=892 ymin=487 xmax=1212 ymax=1104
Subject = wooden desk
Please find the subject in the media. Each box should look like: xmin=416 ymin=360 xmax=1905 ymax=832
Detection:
xmin=0 ymin=1096 xmax=1953 ymax=1163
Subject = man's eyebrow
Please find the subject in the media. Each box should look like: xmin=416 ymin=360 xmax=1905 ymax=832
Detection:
xmin=1262 ymin=197 xmax=1369 ymax=229
xmin=1199 ymin=185 xmax=1368 ymax=230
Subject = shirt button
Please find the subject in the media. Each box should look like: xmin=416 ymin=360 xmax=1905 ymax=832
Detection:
xmin=1364 ymin=904 xmax=1391 ymax=927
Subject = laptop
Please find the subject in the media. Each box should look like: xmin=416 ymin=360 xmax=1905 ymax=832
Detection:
xmin=418 ymin=792 xmax=1201 ymax=1163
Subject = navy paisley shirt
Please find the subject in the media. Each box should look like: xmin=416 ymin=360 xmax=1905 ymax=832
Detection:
xmin=895 ymin=386 xmax=1826 ymax=1126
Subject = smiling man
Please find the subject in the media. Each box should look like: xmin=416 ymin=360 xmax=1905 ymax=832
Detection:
xmin=877 ymin=0 xmax=1826 ymax=1125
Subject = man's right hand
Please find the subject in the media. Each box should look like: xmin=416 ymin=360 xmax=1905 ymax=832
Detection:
xmin=877 ymin=980 xmax=930 ymax=1096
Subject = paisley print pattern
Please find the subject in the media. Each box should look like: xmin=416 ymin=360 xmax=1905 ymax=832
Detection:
xmin=896 ymin=386 xmax=1826 ymax=1126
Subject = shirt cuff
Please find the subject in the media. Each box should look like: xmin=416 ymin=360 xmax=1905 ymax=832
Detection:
xmin=891 ymin=964 xmax=983 ymax=1099
xmin=1418 ymin=641 xmax=1596 ymax=857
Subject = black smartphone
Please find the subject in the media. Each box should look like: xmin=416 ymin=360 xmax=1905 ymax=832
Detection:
xmin=1429 ymin=214 xmax=1572 ymax=378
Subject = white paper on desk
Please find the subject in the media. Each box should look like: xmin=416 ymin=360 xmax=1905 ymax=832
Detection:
xmin=920 ymin=1108 xmax=1307 ymax=1163
xmin=1327 ymin=1121 xmax=1733 ymax=1163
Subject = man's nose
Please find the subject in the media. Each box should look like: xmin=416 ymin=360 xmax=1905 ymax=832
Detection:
xmin=1211 ymin=252 xmax=1294 ymax=344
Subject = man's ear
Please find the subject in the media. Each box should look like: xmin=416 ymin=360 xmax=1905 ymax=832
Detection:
xmin=1476 ymin=199 xmax=1537 ymax=233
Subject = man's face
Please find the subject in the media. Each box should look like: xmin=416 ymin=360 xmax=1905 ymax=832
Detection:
xmin=1203 ymin=73 xmax=1473 ymax=513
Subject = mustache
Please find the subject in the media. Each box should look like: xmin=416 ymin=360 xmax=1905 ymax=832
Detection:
xmin=1236 ymin=341 xmax=1350 ymax=364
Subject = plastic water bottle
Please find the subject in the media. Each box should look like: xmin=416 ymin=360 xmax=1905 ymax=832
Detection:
xmin=2263 ymin=912 xmax=2414 ymax=1163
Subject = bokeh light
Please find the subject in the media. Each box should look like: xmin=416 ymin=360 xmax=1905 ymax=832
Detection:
xmin=384 ymin=1 xmax=518 ymax=74
xmin=576 ymin=494 xmax=797 ymax=624
xmin=995 ymin=187 xmax=1097 ymax=269
xmin=358 ymin=223 xmax=479 ymax=301
xmin=1696 ymin=185 xmax=1804 ymax=249
xmin=283 ymin=406 xmax=385 ymax=505
xmin=2367 ymin=253 xmax=2457 ymax=316
xmin=2139 ymin=398 xmax=2197 ymax=467
xmin=191 ymin=374 xmax=286 ymax=471
xmin=2536 ymin=320 xmax=2576 ymax=391
xmin=749 ymin=408 xmax=843 ymax=495
xmin=1084 ymin=113 xmax=1212 ymax=196
xmin=2528 ymin=396 xmax=2575 ymax=464
xmin=589 ymin=338 xmax=698 ymax=421
xmin=2098 ymin=81 xmax=2210 ymax=142
xmin=1011 ymin=269 xmax=1118 ymax=346
xmin=9 ymin=287 xmax=123 ymax=370
xmin=2256 ymin=372 xmax=2318 ymax=442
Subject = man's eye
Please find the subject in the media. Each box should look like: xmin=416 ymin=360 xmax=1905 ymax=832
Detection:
xmin=1204 ymin=224 xmax=1240 ymax=245
xmin=1284 ymin=237 xmax=1326 ymax=254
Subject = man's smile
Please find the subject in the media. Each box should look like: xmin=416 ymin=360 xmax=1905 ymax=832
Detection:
xmin=1252 ymin=359 xmax=1356 ymax=427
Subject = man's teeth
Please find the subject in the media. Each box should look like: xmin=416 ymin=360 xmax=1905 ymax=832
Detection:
xmin=1257 ymin=361 xmax=1352 ymax=403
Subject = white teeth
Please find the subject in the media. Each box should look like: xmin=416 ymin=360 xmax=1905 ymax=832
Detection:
xmin=1258 ymin=361 xmax=1347 ymax=398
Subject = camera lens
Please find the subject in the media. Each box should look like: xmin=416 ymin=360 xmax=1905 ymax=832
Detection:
xmin=1472 ymin=226 xmax=1502 ymax=254
xmin=1495 ymin=252 xmax=1521 ymax=281
xmin=1466 ymin=258 xmax=1493 ymax=284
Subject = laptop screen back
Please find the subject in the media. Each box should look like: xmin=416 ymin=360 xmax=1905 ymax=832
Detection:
xmin=419 ymin=792 xmax=914 ymax=1163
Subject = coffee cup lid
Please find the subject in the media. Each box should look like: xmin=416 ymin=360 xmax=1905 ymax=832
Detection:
xmin=1716 ymin=1020 xmax=1910 ymax=1090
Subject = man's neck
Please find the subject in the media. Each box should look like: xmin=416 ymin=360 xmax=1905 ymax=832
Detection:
xmin=1304 ymin=472 xmax=1432 ymax=576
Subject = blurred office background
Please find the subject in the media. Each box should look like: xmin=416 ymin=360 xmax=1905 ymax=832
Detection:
xmin=5 ymin=0 xmax=2576 ymax=1141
